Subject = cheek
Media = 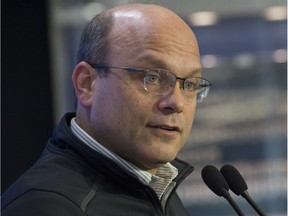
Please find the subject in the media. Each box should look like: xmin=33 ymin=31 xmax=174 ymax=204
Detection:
xmin=188 ymin=108 xmax=196 ymax=127
xmin=183 ymin=104 xmax=197 ymax=135
xmin=92 ymin=82 xmax=148 ymax=130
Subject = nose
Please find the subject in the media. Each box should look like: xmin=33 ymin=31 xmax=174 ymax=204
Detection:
xmin=158 ymin=82 xmax=185 ymax=114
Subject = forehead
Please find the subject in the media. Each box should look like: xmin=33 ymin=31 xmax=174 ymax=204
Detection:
xmin=137 ymin=53 xmax=202 ymax=77
xmin=106 ymin=7 xmax=200 ymax=74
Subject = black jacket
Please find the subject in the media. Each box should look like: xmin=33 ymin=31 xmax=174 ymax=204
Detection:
xmin=2 ymin=113 xmax=194 ymax=216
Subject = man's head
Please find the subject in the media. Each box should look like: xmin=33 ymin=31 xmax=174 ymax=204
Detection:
xmin=72 ymin=4 xmax=204 ymax=174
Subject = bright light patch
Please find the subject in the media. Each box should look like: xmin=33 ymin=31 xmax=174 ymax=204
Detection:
xmin=189 ymin=11 xmax=219 ymax=26
xmin=201 ymin=55 xmax=218 ymax=68
xmin=273 ymin=49 xmax=287 ymax=63
xmin=263 ymin=6 xmax=287 ymax=21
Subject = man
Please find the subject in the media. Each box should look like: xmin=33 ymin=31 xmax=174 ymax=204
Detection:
xmin=2 ymin=3 xmax=211 ymax=216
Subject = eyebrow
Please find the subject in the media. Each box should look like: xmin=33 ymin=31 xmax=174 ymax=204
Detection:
xmin=138 ymin=55 xmax=168 ymax=69
xmin=137 ymin=54 xmax=202 ymax=77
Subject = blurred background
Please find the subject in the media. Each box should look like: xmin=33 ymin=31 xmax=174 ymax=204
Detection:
xmin=2 ymin=0 xmax=287 ymax=215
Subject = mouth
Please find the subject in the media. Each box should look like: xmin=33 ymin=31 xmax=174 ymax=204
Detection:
xmin=148 ymin=125 xmax=180 ymax=132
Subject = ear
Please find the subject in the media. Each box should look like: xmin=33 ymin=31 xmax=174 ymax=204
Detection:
xmin=72 ymin=61 xmax=96 ymax=108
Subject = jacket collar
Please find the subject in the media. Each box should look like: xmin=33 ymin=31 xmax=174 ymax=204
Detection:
xmin=50 ymin=112 xmax=194 ymax=186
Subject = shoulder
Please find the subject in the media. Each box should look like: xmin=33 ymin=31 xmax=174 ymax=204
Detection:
xmin=2 ymin=190 xmax=85 ymax=216
xmin=1 ymin=149 xmax=99 ymax=214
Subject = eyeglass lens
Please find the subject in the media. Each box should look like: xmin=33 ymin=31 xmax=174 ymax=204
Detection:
xmin=143 ymin=69 xmax=210 ymax=102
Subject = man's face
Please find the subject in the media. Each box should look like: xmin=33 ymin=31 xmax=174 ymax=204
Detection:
xmin=87 ymin=8 xmax=201 ymax=174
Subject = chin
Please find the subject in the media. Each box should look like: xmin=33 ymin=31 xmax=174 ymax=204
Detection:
xmin=137 ymin=154 xmax=175 ymax=169
xmin=151 ymin=153 xmax=178 ymax=166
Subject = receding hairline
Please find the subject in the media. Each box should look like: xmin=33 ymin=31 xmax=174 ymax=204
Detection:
xmin=78 ymin=3 xmax=198 ymax=65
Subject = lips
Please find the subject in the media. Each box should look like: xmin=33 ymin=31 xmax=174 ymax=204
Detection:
xmin=149 ymin=124 xmax=180 ymax=132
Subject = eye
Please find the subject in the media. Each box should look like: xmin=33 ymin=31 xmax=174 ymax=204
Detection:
xmin=184 ymin=79 xmax=197 ymax=90
xmin=145 ymin=71 xmax=161 ymax=84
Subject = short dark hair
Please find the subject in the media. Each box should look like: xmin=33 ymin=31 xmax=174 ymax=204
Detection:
xmin=76 ymin=11 xmax=113 ymax=65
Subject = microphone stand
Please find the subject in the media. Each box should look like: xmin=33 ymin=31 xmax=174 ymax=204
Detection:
xmin=223 ymin=190 xmax=245 ymax=216
xmin=241 ymin=191 xmax=266 ymax=216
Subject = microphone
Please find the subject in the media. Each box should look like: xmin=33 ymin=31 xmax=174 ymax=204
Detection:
xmin=201 ymin=165 xmax=245 ymax=216
xmin=220 ymin=164 xmax=266 ymax=216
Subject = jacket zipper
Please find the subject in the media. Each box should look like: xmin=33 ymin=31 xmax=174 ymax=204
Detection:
xmin=145 ymin=188 xmax=166 ymax=216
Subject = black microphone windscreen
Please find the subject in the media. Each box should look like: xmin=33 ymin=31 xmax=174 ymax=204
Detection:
xmin=220 ymin=164 xmax=248 ymax=195
xmin=201 ymin=165 xmax=229 ymax=197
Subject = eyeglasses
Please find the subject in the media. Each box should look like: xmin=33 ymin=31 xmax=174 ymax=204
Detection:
xmin=91 ymin=64 xmax=212 ymax=102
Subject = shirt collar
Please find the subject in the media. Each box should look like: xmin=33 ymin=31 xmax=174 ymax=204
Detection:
xmin=70 ymin=117 xmax=178 ymax=198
